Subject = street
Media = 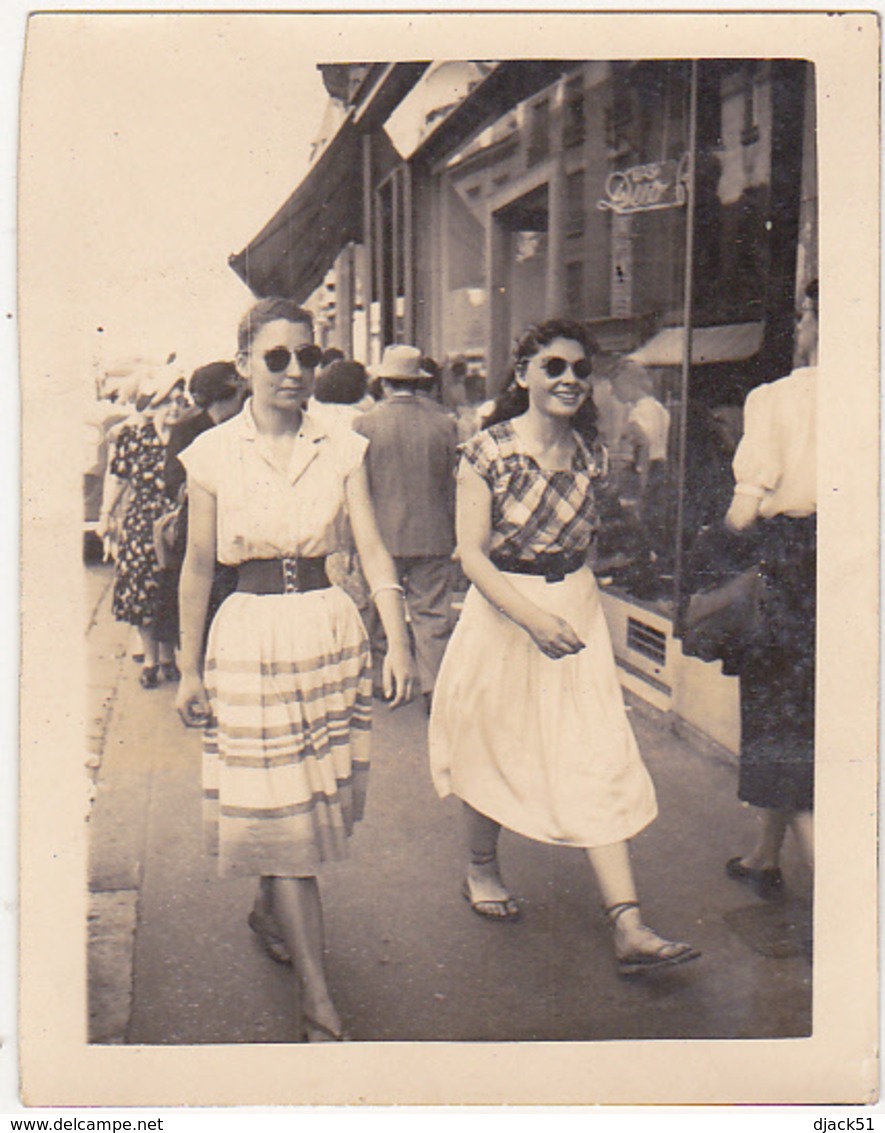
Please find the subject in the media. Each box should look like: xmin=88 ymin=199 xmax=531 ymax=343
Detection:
xmin=86 ymin=561 xmax=812 ymax=1045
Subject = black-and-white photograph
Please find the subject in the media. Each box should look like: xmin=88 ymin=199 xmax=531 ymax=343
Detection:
xmin=16 ymin=8 xmax=879 ymax=1110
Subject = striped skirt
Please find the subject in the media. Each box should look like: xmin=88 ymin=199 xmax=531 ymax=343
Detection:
xmin=201 ymin=587 xmax=372 ymax=878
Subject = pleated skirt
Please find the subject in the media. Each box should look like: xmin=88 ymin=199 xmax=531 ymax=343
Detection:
xmin=202 ymin=586 xmax=372 ymax=878
xmin=429 ymin=567 xmax=658 ymax=848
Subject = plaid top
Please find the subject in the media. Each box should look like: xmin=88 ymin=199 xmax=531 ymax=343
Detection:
xmin=460 ymin=421 xmax=603 ymax=561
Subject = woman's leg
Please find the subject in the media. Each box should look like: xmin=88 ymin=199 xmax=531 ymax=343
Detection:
xmin=738 ymin=807 xmax=790 ymax=871
xmin=788 ymin=810 xmax=814 ymax=872
xmin=462 ymin=803 xmax=519 ymax=916
xmin=138 ymin=625 xmax=158 ymax=667
xmin=247 ymin=877 xmax=291 ymax=964
xmin=137 ymin=626 xmax=161 ymax=688
xmin=268 ymin=874 xmax=343 ymax=1041
xmin=586 ymin=840 xmax=698 ymax=968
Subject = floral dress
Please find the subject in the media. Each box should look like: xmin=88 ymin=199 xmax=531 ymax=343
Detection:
xmin=429 ymin=421 xmax=658 ymax=848
xmin=110 ymin=420 xmax=169 ymax=628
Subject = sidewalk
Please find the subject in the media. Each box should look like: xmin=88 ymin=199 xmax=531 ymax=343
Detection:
xmin=86 ymin=563 xmax=812 ymax=1045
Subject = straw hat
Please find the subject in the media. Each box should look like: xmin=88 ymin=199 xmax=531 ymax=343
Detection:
xmin=376 ymin=344 xmax=432 ymax=381
xmin=137 ymin=365 xmax=186 ymax=410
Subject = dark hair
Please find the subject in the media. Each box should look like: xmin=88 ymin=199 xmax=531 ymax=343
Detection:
xmin=483 ymin=317 xmax=599 ymax=443
xmin=420 ymin=356 xmax=442 ymax=382
xmin=237 ymin=297 xmax=314 ymax=355
xmin=315 ymin=360 xmax=368 ymax=405
xmin=189 ymin=360 xmax=240 ymax=409
xmin=805 ymin=278 xmax=818 ymax=313
xmin=321 ymin=346 xmax=346 ymax=367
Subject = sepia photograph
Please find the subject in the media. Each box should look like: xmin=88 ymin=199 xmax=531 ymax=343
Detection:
xmin=16 ymin=7 xmax=879 ymax=1109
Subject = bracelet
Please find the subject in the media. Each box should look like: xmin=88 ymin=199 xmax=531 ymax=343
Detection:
xmin=371 ymin=583 xmax=405 ymax=600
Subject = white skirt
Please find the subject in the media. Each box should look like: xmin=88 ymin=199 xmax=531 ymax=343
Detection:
xmin=429 ymin=567 xmax=657 ymax=847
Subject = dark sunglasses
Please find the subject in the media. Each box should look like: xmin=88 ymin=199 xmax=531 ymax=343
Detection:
xmin=539 ymin=355 xmax=593 ymax=381
xmin=262 ymin=344 xmax=323 ymax=374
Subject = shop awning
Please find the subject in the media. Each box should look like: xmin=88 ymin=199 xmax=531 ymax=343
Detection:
xmin=410 ymin=59 xmax=582 ymax=169
xmin=229 ymin=117 xmax=400 ymax=303
xmin=629 ymin=323 xmax=764 ymax=367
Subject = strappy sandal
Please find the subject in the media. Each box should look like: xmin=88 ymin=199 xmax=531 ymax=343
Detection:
xmin=461 ymin=878 xmax=521 ymax=921
xmin=302 ymin=1014 xmax=351 ymax=1042
xmin=605 ymin=901 xmax=701 ymax=977
xmin=247 ymin=909 xmax=292 ymax=965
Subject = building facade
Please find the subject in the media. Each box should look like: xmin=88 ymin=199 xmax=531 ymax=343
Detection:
xmin=230 ymin=58 xmax=817 ymax=756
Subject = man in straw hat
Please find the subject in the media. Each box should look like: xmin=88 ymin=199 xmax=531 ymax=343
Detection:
xmin=355 ymin=345 xmax=459 ymax=714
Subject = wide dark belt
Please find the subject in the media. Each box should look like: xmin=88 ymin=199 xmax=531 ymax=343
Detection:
xmin=236 ymin=556 xmax=330 ymax=595
xmin=491 ymin=550 xmax=586 ymax=583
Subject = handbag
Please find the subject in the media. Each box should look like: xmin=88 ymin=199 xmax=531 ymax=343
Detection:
xmin=680 ymin=565 xmax=766 ymax=672
xmin=153 ymin=484 xmax=187 ymax=570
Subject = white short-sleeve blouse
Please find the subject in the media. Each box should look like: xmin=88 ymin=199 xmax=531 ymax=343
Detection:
xmin=731 ymin=365 xmax=816 ymax=519
xmin=178 ymin=399 xmax=369 ymax=565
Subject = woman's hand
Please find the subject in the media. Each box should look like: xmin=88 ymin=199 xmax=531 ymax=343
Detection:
xmin=176 ymin=671 xmax=212 ymax=728
xmin=381 ymin=642 xmax=418 ymax=709
xmin=524 ymin=611 xmax=585 ymax=660
xmin=724 ymin=492 xmax=760 ymax=532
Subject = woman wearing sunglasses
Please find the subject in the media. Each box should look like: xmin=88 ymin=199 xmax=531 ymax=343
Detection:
xmin=429 ymin=318 xmax=700 ymax=978
xmin=175 ymin=297 xmax=416 ymax=1041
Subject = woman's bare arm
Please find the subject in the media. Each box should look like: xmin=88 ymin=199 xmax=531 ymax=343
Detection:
xmin=456 ymin=462 xmax=584 ymax=659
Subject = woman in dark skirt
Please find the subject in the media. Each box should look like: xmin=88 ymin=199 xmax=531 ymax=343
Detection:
xmin=723 ymin=280 xmax=818 ymax=899
xmin=153 ymin=360 xmax=246 ymax=654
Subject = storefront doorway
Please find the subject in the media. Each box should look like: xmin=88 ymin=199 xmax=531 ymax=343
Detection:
xmin=489 ymin=183 xmax=549 ymax=387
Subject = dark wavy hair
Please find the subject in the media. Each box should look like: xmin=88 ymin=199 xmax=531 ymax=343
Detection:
xmin=483 ymin=318 xmax=599 ymax=444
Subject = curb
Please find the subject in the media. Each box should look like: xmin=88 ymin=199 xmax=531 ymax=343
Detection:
xmin=85 ymin=565 xmax=140 ymax=1044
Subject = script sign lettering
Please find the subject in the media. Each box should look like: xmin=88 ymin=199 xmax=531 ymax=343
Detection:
xmin=597 ymin=154 xmax=690 ymax=216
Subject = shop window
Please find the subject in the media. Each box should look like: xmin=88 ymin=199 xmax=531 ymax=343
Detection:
xmin=373 ymin=166 xmax=410 ymax=348
xmin=527 ymin=97 xmax=550 ymax=166
xmin=563 ymin=76 xmax=586 ymax=148
xmin=740 ymin=63 xmax=761 ymax=146
xmin=441 ymin=175 xmax=488 ymax=364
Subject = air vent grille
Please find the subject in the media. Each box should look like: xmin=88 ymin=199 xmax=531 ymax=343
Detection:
xmin=627 ymin=617 xmax=666 ymax=667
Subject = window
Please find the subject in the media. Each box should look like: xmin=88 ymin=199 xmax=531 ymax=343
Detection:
xmin=566 ymin=170 xmax=585 ymax=236
xmin=372 ymin=165 xmax=412 ymax=349
xmin=563 ymin=76 xmax=586 ymax=148
xmin=527 ymin=98 xmax=550 ymax=166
